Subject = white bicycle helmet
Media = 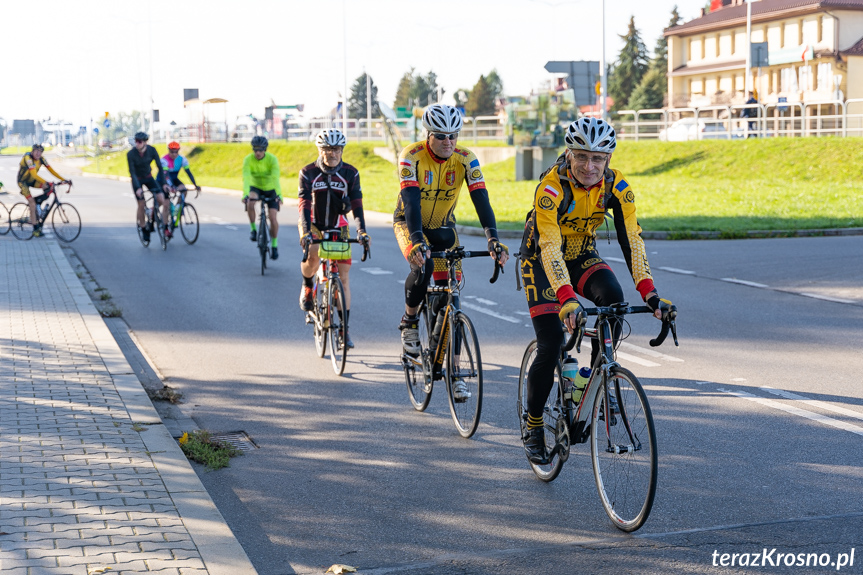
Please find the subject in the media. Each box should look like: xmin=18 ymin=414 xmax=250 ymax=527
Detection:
xmin=421 ymin=104 xmax=463 ymax=133
xmin=315 ymin=129 xmax=347 ymax=148
xmin=564 ymin=117 xmax=617 ymax=154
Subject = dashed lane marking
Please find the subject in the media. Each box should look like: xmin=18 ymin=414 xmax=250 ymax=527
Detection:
xmin=719 ymin=388 xmax=863 ymax=437
xmin=361 ymin=267 xmax=394 ymax=275
xmin=658 ymin=266 xmax=696 ymax=275
xmin=615 ymin=352 xmax=661 ymax=367
xmin=762 ymin=387 xmax=863 ymax=421
xmin=798 ymin=292 xmax=856 ymax=304
xmin=463 ymin=295 xmax=497 ymax=306
xmin=460 ymin=301 xmax=520 ymax=324
xmin=720 ymin=278 xmax=769 ymax=288
xmin=619 ymin=341 xmax=684 ymax=362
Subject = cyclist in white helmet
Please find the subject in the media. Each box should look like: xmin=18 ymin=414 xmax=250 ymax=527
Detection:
xmin=393 ymin=103 xmax=509 ymax=400
xmin=298 ymin=128 xmax=370 ymax=349
xmin=517 ymin=116 xmax=672 ymax=464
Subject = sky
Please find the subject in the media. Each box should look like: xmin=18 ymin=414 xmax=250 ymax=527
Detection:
xmin=1 ymin=0 xmax=708 ymax=129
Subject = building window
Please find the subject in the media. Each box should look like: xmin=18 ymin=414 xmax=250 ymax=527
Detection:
xmin=817 ymin=62 xmax=832 ymax=91
xmin=781 ymin=66 xmax=799 ymax=92
xmin=799 ymin=65 xmax=812 ymax=91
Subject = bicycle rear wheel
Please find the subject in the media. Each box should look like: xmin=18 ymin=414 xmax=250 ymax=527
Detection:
xmin=51 ymin=203 xmax=81 ymax=242
xmin=312 ymin=280 xmax=327 ymax=358
xmin=404 ymin=305 xmax=432 ymax=411
xmin=155 ymin=209 xmax=167 ymax=251
xmin=179 ymin=202 xmax=199 ymax=244
xmin=258 ymin=214 xmax=269 ymax=275
xmin=517 ymin=340 xmax=566 ymax=481
xmin=445 ymin=312 xmax=482 ymax=438
xmin=0 ymin=202 xmax=10 ymax=235
xmin=9 ymin=203 xmax=34 ymax=240
xmin=327 ymin=277 xmax=348 ymax=376
xmin=590 ymin=366 xmax=657 ymax=532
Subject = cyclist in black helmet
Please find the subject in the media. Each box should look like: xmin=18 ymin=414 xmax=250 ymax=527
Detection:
xmin=243 ymin=136 xmax=283 ymax=260
xmin=127 ymin=132 xmax=171 ymax=242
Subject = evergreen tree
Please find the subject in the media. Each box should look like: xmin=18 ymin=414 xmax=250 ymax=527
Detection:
xmin=486 ymin=69 xmax=504 ymax=100
xmin=630 ymin=7 xmax=682 ymax=110
xmin=393 ymin=69 xmax=441 ymax=108
xmin=608 ymin=16 xmax=649 ymax=111
xmin=454 ymin=89 xmax=471 ymax=108
xmin=394 ymin=69 xmax=415 ymax=108
xmin=653 ymin=6 xmax=682 ymax=74
xmin=348 ymin=72 xmax=380 ymax=119
xmin=465 ymin=75 xmax=496 ymax=117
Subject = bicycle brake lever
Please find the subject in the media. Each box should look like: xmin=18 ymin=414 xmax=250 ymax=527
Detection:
xmin=302 ymin=244 xmax=309 ymax=263
xmin=670 ymin=320 xmax=679 ymax=347
xmin=575 ymin=326 xmax=585 ymax=354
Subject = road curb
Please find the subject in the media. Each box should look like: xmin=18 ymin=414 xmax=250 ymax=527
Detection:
xmin=47 ymin=239 xmax=259 ymax=575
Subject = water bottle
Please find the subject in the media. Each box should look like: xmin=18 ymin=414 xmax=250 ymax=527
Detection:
xmin=561 ymin=356 xmax=578 ymax=403
xmin=430 ymin=306 xmax=446 ymax=349
xmin=572 ymin=367 xmax=591 ymax=405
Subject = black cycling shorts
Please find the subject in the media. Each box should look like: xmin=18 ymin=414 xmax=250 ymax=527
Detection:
xmin=248 ymin=187 xmax=280 ymax=211
xmin=133 ymin=175 xmax=164 ymax=200
xmin=167 ymin=173 xmax=185 ymax=188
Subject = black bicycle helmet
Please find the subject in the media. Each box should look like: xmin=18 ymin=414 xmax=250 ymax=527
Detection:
xmin=134 ymin=131 xmax=149 ymax=142
xmin=32 ymin=143 xmax=45 ymax=151
xmin=251 ymin=136 xmax=268 ymax=150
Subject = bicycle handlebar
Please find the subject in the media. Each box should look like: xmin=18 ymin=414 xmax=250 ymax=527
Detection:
xmin=420 ymin=246 xmax=503 ymax=284
xmin=301 ymin=236 xmax=370 ymax=263
xmin=563 ymin=302 xmax=679 ymax=354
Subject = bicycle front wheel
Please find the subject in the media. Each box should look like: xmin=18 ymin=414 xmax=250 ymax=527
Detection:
xmin=517 ymin=340 xmax=566 ymax=482
xmin=312 ymin=281 xmax=327 ymax=358
xmin=590 ymin=366 xmax=657 ymax=532
xmin=445 ymin=312 xmax=482 ymax=438
xmin=9 ymin=203 xmax=34 ymax=240
xmin=0 ymin=202 xmax=10 ymax=235
xmin=258 ymin=216 xmax=269 ymax=275
xmin=403 ymin=305 xmax=432 ymax=411
xmin=179 ymin=202 xmax=199 ymax=244
xmin=327 ymin=277 xmax=348 ymax=376
xmin=51 ymin=203 xmax=81 ymax=242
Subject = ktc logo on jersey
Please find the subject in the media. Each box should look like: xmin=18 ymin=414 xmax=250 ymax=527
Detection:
xmin=445 ymin=171 xmax=455 ymax=186
xmin=424 ymin=171 xmax=434 ymax=186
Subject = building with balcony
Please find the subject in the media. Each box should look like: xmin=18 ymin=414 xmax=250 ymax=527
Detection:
xmin=664 ymin=0 xmax=863 ymax=108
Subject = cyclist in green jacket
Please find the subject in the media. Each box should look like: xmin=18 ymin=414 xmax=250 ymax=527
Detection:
xmin=243 ymin=136 xmax=282 ymax=260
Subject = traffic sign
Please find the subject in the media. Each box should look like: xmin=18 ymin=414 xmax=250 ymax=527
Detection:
xmin=103 ymin=119 xmax=111 ymax=128
xmin=93 ymin=128 xmax=100 ymax=135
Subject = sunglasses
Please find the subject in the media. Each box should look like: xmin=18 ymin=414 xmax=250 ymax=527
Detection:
xmin=135 ymin=139 xmax=146 ymax=144
xmin=253 ymin=147 xmax=266 ymax=152
xmin=321 ymin=146 xmax=343 ymax=153
xmin=431 ymin=133 xmax=457 ymax=141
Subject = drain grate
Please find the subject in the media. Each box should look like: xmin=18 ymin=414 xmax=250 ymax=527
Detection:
xmin=209 ymin=431 xmax=259 ymax=451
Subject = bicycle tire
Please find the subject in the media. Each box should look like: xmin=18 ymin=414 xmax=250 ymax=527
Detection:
xmin=9 ymin=203 xmax=34 ymax=240
xmin=404 ymin=305 xmax=433 ymax=411
xmin=517 ymin=340 xmax=566 ymax=481
xmin=51 ymin=203 xmax=81 ymax=242
xmin=179 ymin=202 xmax=199 ymax=244
xmin=155 ymin=208 xmax=167 ymax=251
xmin=258 ymin=211 xmax=269 ymax=275
xmin=590 ymin=366 xmax=657 ymax=532
xmin=327 ymin=277 xmax=348 ymax=376
xmin=445 ymin=312 xmax=483 ymax=438
xmin=0 ymin=202 xmax=10 ymax=235
xmin=313 ymin=280 xmax=327 ymax=358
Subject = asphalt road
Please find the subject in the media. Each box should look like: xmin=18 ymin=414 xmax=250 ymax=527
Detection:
xmin=5 ymin=153 xmax=862 ymax=575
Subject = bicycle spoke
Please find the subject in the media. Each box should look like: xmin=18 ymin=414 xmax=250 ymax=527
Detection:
xmin=404 ymin=306 xmax=432 ymax=411
xmin=445 ymin=312 xmax=482 ymax=438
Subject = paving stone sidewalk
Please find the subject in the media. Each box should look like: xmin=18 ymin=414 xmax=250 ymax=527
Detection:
xmin=0 ymin=237 xmax=257 ymax=575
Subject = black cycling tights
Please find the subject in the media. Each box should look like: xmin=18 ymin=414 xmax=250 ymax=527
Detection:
xmin=526 ymin=266 xmax=624 ymax=419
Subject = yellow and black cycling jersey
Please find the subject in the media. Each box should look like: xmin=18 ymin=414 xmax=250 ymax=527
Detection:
xmin=527 ymin=163 xmax=654 ymax=302
xmin=393 ymin=140 xmax=496 ymax=246
xmin=17 ymin=152 xmax=63 ymax=185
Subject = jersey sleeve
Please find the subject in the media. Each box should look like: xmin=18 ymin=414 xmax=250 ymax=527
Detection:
xmin=297 ymin=165 xmax=313 ymax=235
xmin=535 ymin=175 xmax=576 ymax=304
xmin=347 ymin=168 xmax=366 ymax=232
xmin=607 ymin=170 xmax=654 ymax=297
xmin=462 ymin=151 xmax=497 ymax=240
xmin=397 ymin=145 xmax=423 ymax=244
xmin=127 ymin=151 xmax=141 ymax=190
xmin=269 ymin=154 xmax=282 ymax=198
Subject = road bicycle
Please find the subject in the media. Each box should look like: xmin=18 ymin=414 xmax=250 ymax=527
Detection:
xmin=0 ymin=200 xmax=9 ymax=235
xmin=401 ymin=246 xmax=503 ymax=438
xmin=251 ymin=198 xmax=274 ymax=275
xmin=136 ymin=189 xmax=170 ymax=250
xmin=167 ymin=185 xmax=200 ymax=245
xmin=302 ymin=230 xmax=369 ymax=376
xmin=9 ymin=181 xmax=81 ymax=242
xmin=517 ymin=302 xmax=678 ymax=532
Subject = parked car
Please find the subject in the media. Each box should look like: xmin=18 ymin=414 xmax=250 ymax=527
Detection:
xmin=658 ymin=118 xmax=746 ymax=141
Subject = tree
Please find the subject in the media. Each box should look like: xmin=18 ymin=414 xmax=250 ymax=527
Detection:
xmin=630 ymin=7 xmax=682 ymax=110
xmin=392 ymin=69 xmax=442 ymax=109
xmin=486 ymin=69 xmax=504 ymax=100
xmin=608 ymin=16 xmax=649 ymax=111
xmin=348 ymin=72 xmax=380 ymax=119
xmin=465 ymin=75 xmax=496 ymax=117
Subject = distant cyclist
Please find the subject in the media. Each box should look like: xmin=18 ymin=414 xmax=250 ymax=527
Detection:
xmin=298 ymin=128 xmax=370 ymax=349
xmin=394 ymin=104 xmax=509 ymax=398
xmin=127 ymin=132 xmax=171 ymax=241
xmin=243 ymin=136 xmax=282 ymax=260
xmin=17 ymin=143 xmax=71 ymax=237
xmin=161 ymin=141 xmax=201 ymax=201
xmin=518 ymin=117 xmax=672 ymax=464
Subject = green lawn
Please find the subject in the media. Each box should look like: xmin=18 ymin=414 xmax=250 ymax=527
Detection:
xmin=83 ymin=138 xmax=863 ymax=234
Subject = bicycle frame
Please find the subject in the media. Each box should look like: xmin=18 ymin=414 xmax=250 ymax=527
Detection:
xmin=32 ymin=182 xmax=70 ymax=225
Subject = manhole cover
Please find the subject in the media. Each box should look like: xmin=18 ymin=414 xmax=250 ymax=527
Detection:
xmin=209 ymin=431 xmax=259 ymax=451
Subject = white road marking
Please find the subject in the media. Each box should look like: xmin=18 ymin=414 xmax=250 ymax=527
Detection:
xmin=798 ymin=292 xmax=856 ymax=304
xmin=361 ymin=267 xmax=394 ymax=275
xmin=460 ymin=301 xmax=520 ymax=324
xmin=720 ymin=278 xmax=768 ymax=288
xmin=615 ymin=352 xmax=660 ymax=367
xmin=719 ymin=388 xmax=863 ymax=437
xmin=226 ymin=225 xmax=238 ymax=230
xmin=695 ymin=381 xmax=710 ymax=385
xmin=605 ymin=256 xmax=625 ymax=263
xmin=732 ymin=378 xmax=747 ymax=382
xmin=762 ymin=387 xmax=863 ymax=421
xmin=619 ymin=341 xmax=684 ymax=362
xmin=658 ymin=266 xmax=696 ymax=275
xmin=473 ymin=297 xmax=497 ymax=306
xmin=515 ymin=311 xmax=531 ymax=316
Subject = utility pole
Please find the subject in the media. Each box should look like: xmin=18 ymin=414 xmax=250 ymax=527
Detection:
xmin=342 ymin=0 xmax=349 ymax=136
xmin=745 ymin=0 xmax=752 ymax=95
xmin=366 ymin=70 xmax=371 ymax=141
xmin=600 ymin=0 xmax=607 ymax=120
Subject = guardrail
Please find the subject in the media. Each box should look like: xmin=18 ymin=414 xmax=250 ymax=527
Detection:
xmin=616 ymin=99 xmax=863 ymax=140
